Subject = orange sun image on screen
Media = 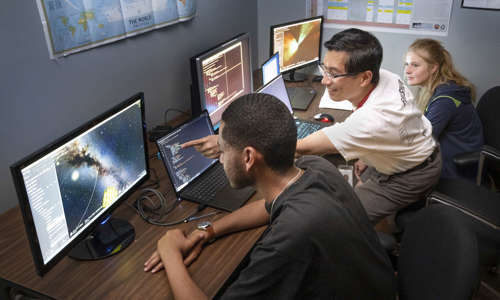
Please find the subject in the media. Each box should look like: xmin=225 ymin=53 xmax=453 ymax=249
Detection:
xmin=283 ymin=22 xmax=320 ymax=68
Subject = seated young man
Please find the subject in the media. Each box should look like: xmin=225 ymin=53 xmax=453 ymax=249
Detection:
xmin=144 ymin=93 xmax=396 ymax=299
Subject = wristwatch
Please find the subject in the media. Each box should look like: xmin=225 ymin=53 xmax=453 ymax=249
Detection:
xmin=197 ymin=221 xmax=216 ymax=243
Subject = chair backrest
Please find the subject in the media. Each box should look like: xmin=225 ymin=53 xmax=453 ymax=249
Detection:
xmin=477 ymin=86 xmax=500 ymax=150
xmin=398 ymin=205 xmax=480 ymax=300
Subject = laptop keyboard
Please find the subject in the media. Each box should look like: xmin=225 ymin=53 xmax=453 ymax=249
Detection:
xmin=296 ymin=119 xmax=322 ymax=139
xmin=183 ymin=165 xmax=227 ymax=202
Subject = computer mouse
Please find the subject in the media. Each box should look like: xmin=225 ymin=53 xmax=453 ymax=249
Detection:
xmin=313 ymin=113 xmax=334 ymax=123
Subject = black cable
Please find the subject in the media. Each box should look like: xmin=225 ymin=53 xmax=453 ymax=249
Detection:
xmin=130 ymin=188 xmax=211 ymax=226
xmin=141 ymin=168 xmax=160 ymax=189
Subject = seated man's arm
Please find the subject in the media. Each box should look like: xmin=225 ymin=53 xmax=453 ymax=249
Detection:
xmin=211 ymin=199 xmax=268 ymax=237
xmin=181 ymin=135 xmax=220 ymax=159
xmin=296 ymin=131 xmax=338 ymax=156
xmin=145 ymin=199 xmax=269 ymax=272
xmin=157 ymin=229 xmax=208 ymax=300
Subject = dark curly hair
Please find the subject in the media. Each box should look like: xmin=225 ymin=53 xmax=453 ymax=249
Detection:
xmin=221 ymin=93 xmax=297 ymax=173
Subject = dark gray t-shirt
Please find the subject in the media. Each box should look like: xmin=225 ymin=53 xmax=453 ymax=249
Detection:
xmin=221 ymin=155 xmax=396 ymax=300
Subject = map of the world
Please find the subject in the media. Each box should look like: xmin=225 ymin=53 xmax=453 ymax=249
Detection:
xmin=37 ymin=0 xmax=197 ymax=58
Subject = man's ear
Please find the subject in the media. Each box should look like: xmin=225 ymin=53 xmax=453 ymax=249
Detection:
xmin=359 ymin=70 xmax=373 ymax=87
xmin=243 ymin=146 xmax=261 ymax=172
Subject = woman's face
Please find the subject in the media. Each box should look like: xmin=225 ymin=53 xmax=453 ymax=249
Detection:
xmin=404 ymin=51 xmax=437 ymax=86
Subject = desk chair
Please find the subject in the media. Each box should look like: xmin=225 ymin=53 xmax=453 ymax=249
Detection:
xmin=398 ymin=205 xmax=480 ymax=300
xmin=454 ymin=85 xmax=500 ymax=188
xmin=425 ymin=86 xmax=500 ymax=275
xmin=399 ymin=86 xmax=500 ymax=223
xmin=387 ymin=86 xmax=500 ymax=270
xmin=395 ymin=86 xmax=500 ymax=230
xmin=426 ymin=85 xmax=500 ymax=240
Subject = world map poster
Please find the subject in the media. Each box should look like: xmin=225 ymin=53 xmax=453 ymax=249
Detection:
xmin=37 ymin=0 xmax=197 ymax=59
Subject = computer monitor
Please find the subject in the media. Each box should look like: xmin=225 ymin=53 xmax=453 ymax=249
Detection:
xmin=270 ymin=16 xmax=323 ymax=82
xmin=262 ymin=52 xmax=280 ymax=86
xmin=10 ymin=93 xmax=149 ymax=276
xmin=190 ymin=33 xmax=253 ymax=130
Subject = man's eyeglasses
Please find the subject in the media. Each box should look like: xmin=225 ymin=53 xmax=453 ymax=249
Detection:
xmin=318 ymin=63 xmax=359 ymax=80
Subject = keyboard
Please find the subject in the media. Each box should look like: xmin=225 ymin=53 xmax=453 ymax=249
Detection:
xmin=183 ymin=165 xmax=227 ymax=202
xmin=296 ymin=119 xmax=322 ymax=139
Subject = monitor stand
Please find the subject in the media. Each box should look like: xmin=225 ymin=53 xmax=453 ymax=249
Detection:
xmin=69 ymin=217 xmax=135 ymax=260
xmin=283 ymin=70 xmax=307 ymax=82
xmin=283 ymin=70 xmax=316 ymax=111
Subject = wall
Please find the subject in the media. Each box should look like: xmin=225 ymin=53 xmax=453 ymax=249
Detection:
xmin=257 ymin=0 xmax=500 ymax=99
xmin=2 ymin=0 xmax=499 ymax=213
xmin=0 ymin=1 xmax=258 ymax=213
xmin=256 ymin=0 xmax=307 ymax=67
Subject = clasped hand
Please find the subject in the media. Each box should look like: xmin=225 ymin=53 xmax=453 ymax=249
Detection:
xmin=144 ymin=229 xmax=209 ymax=273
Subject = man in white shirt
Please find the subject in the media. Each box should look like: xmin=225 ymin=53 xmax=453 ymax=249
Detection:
xmin=296 ymin=28 xmax=442 ymax=224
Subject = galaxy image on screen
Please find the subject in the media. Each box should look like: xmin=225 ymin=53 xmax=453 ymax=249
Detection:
xmin=55 ymin=103 xmax=146 ymax=237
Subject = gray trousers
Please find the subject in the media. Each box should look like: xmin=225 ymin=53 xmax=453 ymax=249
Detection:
xmin=355 ymin=146 xmax=442 ymax=224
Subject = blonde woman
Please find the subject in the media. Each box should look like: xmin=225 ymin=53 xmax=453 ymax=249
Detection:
xmin=405 ymin=38 xmax=483 ymax=180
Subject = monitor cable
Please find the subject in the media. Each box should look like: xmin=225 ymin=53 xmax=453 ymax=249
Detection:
xmin=141 ymin=168 xmax=160 ymax=189
xmin=130 ymin=188 xmax=220 ymax=226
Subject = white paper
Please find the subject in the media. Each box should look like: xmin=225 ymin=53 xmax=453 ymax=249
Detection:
xmin=318 ymin=0 xmax=452 ymax=36
xmin=338 ymin=165 xmax=354 ymax=186
xmin=319 ymin=88 xmax=354 ymax=111
xmin=366 ymin=2 xmax=375 ymax=22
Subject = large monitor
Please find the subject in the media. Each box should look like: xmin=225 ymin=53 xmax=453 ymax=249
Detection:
xmin=270 ymin=16 xmax=323 ymax=82
xmin=190 ymin=33 xmax=253 ymax=130
xmin=10 ymin=92 xmax=149 ymax=276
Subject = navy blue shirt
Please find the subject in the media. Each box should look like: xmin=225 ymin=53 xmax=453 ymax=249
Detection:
xmin=425 ymin=81 xmax=484 ymax=180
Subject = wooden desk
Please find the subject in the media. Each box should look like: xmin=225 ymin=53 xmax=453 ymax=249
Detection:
xmin=0 ymin=77 xmax=347 ymax=300
xmin=0 ymin=146 xmax=265 ymax=300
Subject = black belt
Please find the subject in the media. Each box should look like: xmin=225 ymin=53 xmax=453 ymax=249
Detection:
xmin=400 ymin=146 xmax=439 ymax=175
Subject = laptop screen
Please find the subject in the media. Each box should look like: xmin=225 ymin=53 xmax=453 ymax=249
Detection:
xmin=257 ymin=74 xmax=293 ymax=114
xmin=156 ymin=112 xmax=216 ymax=192
xmin=262 ymin=52 xmax=280 ymax=85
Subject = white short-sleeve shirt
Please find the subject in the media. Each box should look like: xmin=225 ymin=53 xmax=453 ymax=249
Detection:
xmin=322 ymin=69 xmax=436 ymax=175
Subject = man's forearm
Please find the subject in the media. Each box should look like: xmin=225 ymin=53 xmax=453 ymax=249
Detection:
xmin=163 ymin=252 xmax=208 ymax=300
xmin=296 ymin=130 xmax=338 ymax=156
xmin=212 ymin=199 xmax=268 ymax=238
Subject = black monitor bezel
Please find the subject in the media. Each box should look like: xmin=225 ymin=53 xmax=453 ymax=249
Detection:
xmin=156 ymin=110 xmax=215 ymax=196
xmin=10 ymin=92 xmax=150 ymax=276
xmin=269 ymin=16 xmax=324 ymax=74
xmin=190 ymin=32 xmax=253 ymax=126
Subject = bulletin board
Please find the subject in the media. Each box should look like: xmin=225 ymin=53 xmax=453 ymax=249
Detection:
xmin=308 ymin=0 xmax=454 ymax=36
